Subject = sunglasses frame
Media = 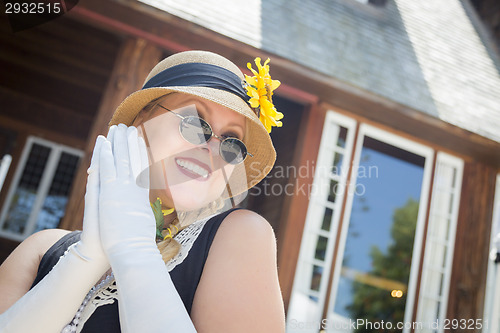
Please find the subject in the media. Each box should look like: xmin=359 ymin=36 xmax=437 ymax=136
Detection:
xmin=156 ymin=104 xmax=253 ymax=165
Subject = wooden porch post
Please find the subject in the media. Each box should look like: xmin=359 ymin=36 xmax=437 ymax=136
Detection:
xmin=60 ymin=38 xmax=162 ymax=230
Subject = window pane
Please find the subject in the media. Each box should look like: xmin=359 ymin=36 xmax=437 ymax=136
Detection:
xmin=337 ymin=127 xmax=348 ymax=148
xmin=314 ymin=235 xmax=328 ymax=261
xmin=331 ymin=153 xmax=344 ymax=176
xmin=310 ymin=265 xmax=324 ymax=292
xmin=327 ymin=179 xmax=339 ymax=203
xmin=287 ymin=290 xmax=321 ymax=333
xmin=425 ymin=269 xmax=444 ymax=298
xmin=34 ymin=152 xmax=80 ymax=232
xmin=321 ymin=207 xmax=334 ymax=232
xmin=332 ymin=136 xmax=425 ymax=328
xmin=2 ymin=143 xmax=51 ymax=234
xmin=428 ymin=241 xmax=448 ymax=269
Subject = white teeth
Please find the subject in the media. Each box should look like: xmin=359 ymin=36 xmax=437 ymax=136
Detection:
xmin=176 ymin=159 xmax=209 ymax=178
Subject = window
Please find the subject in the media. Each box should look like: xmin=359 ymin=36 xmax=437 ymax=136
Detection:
xmin=287 ymin=111 xmax=461 ymax=333
xmin=326 ymin=125 xmax=433 ymax=333
xmin=0 ymin=137 xmax=82 ymax=241
xmin=416 ymin=153 xmax=463 ymax=332
xmin=0 ymin=154 xmax=12 ymax=191
xmin=287 ymin=112 xmax=357 ymax=332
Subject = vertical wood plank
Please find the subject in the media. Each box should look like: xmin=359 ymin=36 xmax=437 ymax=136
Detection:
xmin=59 ymin=38 xmax=162 ymax=230
xmin=447 ymin=161 xmax=496 ymax=331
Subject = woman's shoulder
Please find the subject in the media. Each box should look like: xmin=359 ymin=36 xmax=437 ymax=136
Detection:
xmin=11 ymin=228 xmax=72 ymax=263
xmin=216 ymin=208 xmax=276 ymax=246
xmin=204 ymin=208 xmax=277 ymax=268
xmin=191 ymin=209 xmax=285 ymax=332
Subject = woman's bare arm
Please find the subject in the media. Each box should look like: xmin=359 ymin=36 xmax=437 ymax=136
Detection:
xmin=0 ymin=229 xmax=70 ymax=313
xmin=191 ymin=209 xmax=286 ymax=333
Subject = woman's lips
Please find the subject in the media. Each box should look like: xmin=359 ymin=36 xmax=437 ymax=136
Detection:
xmin=174 ymin=157 xmax=212 ymax=181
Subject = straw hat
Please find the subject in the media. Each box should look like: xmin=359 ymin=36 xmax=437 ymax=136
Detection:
xmin=109 ymin=50 xmax=277 ymax=193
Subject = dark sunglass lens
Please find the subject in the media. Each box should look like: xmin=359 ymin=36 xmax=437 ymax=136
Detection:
xmin=221 ymin=138 xmax=247 ymax=164
xmin=180 ymin=117 xmax=212 ymax=144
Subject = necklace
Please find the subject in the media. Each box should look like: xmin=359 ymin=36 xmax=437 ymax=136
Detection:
xmin=60 ymin=272 xmax=115 ymax=333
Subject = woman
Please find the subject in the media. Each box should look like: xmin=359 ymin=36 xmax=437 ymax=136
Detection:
xmin=0 ymin=51 xmax=285 ymax=332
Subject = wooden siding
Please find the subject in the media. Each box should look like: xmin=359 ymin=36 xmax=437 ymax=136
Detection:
xmin=0 ymin=15 xmax=121 ymax=262
xmin=60 ymin=38 xmax=163 ymax=231
xmin=447 ymin=161 xmax=497 ymax=330
xmin=0 ymin=15 xmax=120 ymax=132
xmin=243 ymin=96 xmax=306 ymax=233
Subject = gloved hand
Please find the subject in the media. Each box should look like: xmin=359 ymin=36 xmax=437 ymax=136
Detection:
xmin=99 ymin=124 xmax=197 ymax=333
xmin=75 ymin=137 xmax=109 ymax=267
xmin=98 ymin=124 xmax=155 ymax=258
xmin=0 ymin=136 xmax=110 ymax=332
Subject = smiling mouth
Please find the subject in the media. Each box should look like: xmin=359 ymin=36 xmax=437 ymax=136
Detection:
xmin=175 ymin=158 xmax=211 ymax=180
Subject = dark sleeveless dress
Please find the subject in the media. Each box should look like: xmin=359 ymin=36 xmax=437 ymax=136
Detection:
xmin=30 ymin=208 xmax=239 ymax=332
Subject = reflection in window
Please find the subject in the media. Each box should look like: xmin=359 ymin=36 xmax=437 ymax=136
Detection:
xmin=0 ymin=138 xmax=82 ymax=240
xmin=2 ymin=143 xmax=51 ymax=234
xmin=332 ymin=136 xmax=426 ymax=332
xmin=34 ymin=152 xmax=81 ymax=232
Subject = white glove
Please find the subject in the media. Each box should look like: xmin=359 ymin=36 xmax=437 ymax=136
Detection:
xmin=0 ymin=136 xmax=110 ymax=333
xmin=99 ymin=124 xmax=196 ymax=333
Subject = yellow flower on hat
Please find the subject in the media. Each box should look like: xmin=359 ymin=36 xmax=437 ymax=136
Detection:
xmin=244 ymin=57 xmax=283 ymax=133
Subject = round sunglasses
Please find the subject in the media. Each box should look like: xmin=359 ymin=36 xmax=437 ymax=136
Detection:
xmin=156 ymin=104 xmax=253 ymax=165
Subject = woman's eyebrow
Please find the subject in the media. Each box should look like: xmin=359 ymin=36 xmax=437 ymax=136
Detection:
xmin=222 ymin=122 xmax=245 ymax=138
xmin=181 ymin=97 xmax=245 ymax=137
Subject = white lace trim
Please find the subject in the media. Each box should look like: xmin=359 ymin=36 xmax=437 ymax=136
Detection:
xmin=62 ymin=216 xmax=213 ymax=333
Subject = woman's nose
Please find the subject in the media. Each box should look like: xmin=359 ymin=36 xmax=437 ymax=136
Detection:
xmin=200 ymin=136 xmax=221 ymax=158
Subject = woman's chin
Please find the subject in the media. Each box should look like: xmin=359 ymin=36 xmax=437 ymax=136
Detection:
xmin=169 ymin=187 xmax=218 ymax=212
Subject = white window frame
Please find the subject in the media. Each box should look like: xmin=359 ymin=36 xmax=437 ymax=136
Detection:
xmin=0 ymin=154 xmax=12 ymax=192
xmin=0 ymin=136 xmax=83 ymax=241
xmin=415 ymin=152 xmax=463 ymax=332
xmin=326 ymin=124 xmax=434 ymax=333
xmin=286 ymin=110 xmax=357 ymax=332
xmin=483 ymin=174 xmax=500 ymax=333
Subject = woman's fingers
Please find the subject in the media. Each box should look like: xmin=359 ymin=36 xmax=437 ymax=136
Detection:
xmin=113 ymin=124 xmax=130 ymax=179
xmin=102 ymin=124 xmax=144 ymax=183
xmin=84 ymin=136 xmax=104 ymax=217
xmin=107 ymin=125 xmax=117 ymax=144
xmin=127 ymin=126 xmax=142 ymax=181
xmin=87 ymin=135 xmax=104 ymax=175
xmin=100 ymin=139 xmax=116 ymax=184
